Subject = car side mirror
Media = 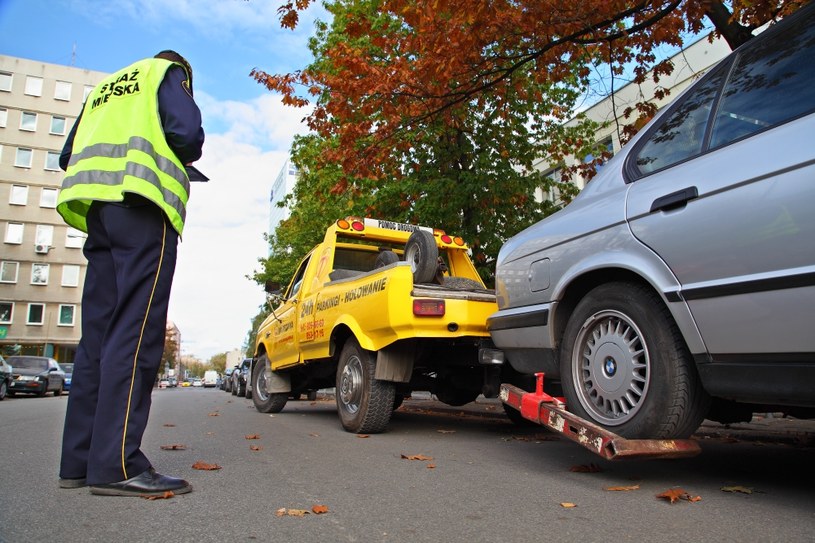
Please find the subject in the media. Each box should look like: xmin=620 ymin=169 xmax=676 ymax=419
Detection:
xmin=264 ymin=280 xmax=282 ymax=295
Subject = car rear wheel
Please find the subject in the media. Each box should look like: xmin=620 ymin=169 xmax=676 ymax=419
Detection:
xmin=0 ymin=380 xmax=7 ymax=401
xmin=252 ymin=355 xmax=288 ymax=413
xmin=54 ymin=383 xmax=63 ymax=397
xmin=560 ymin=282 xmax=709 ymax=439
xmin=336 ymin=339 xmax=395 ymax=433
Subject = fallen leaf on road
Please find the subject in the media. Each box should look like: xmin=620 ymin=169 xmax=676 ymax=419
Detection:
xmin=245 ymin=434 xmax=260 ymax=440
xmin=605 ymin=485 xmax=640 ymax=492
xmin=142 ymin=491 xmax=174 ymax=500
xmin=276 ymin=508 xmax=310 ymax=517
xmin=312 ymin=505 xmax=329 ymax=514
xmin=160 ymin=444 xmax=186 ymax=451
xmin=250 ymin=445 xmax=262 ymax=451
xmin=657 ymin=488 xmax=701 ymax=504
xmin=560 ymin=502 xmax=577 ymax=508
xmin=208 ymin=412 xmax=219 ymax=417
xmin=570 ymin=463 xmax=603 ymax=473
xmin=357 ymin=434 xmax=370 ymax=438
xmin=309 ymin=433 xmax=320 ymax=437
xmin=427 ymin=464 xmax=436 ymax=469
xmin=721 ymin=486 xmax=753 ymax=494
xmin=162 ymin=423 xmax=176 ymax=427
xmin=192 ymin=461 xmax=222 ymax=471
xmin=401 ymin=454 xmax=433 ymax=461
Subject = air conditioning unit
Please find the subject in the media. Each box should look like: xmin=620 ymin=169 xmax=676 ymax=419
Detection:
xmin=35 ymin=244 xmax=50 ymax=254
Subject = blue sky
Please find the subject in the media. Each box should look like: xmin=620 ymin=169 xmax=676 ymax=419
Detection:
xmin=0 ymin=0 xmax=324 ymax=359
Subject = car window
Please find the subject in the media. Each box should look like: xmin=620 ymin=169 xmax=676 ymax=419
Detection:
xmin=633 ymin=65 xmax=726 ymax=175
xmin=8 ymin=357 xmax=47 ymax=370
xmin=709 ymin=11 xmax=815 ymax=149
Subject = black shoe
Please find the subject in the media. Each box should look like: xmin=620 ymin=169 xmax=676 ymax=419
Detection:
xmin=89 ymin=468 xmax=192 ymax=497
xmin=59 ymin=477 xmax=87 ymax=489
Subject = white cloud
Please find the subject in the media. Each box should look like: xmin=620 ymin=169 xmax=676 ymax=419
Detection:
xmin=168 ymin=92 xmax=311 ymax=360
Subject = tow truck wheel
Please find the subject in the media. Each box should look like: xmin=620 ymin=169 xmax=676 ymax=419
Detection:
xmin=560 ymin=282 xmax=709 ymax=439
xmin=405 ymin=230 xmax=438 ymax=283
xmin=336 ymin=339 xmax=395 ymax=433
xmin=251 ymin=354 xmax=288 ymax=413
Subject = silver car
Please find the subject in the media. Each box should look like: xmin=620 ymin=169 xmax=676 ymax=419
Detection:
xmin=488 ymin=4 xmax=815 ymax=440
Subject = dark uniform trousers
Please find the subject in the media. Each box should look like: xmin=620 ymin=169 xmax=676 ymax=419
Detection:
xmin=60 ymin=195 xmax=178 ymax=485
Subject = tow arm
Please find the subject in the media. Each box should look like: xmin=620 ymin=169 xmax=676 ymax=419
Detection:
xmin=500 ymin=373 xmax=701 ymax=460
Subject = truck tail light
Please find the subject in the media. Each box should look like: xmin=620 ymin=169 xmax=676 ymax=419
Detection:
xmin=413 ymin=299 xmax=445 ymax=316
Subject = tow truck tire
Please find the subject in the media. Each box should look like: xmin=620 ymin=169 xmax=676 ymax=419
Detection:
xmin=405 ymin=230 xmax=438 ymax=284
xmin=560 ymin=282 xmax=709 ymax=440
xmin=252 ymin=354 xmax=288 ymax=413
xmin=336 ymin=339 xmax=395 ymax=433
xmin=375 ymin=250 xmax=399 ymax=268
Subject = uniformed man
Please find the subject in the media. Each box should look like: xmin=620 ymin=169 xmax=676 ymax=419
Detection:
xmin=57 ymin=50 xmax=205 ymax=497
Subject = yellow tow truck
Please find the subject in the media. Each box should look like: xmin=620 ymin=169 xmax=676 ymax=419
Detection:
xmin=251 ymin=218 xmax=503 ymax=433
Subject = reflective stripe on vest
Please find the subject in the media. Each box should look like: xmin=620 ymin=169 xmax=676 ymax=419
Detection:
xmin=62 ymin=136 xmax=189 ymax=221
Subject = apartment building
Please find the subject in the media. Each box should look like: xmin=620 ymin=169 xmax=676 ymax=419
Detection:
xmin=0 ymin=55 xmax=107 ymax=362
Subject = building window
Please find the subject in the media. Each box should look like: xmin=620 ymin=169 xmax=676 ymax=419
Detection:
xmin=0 ymin=302 xmax=13 ymax=324
xmin=35 ymin=224 xmax=54 ymax=247
xmin=0 ymin=107 xmax=7 ymax=128
xmin=10 ymin=184 xmax=29 ymax=205
xmin=54 ymin=80 xmax=72 ymax=101
xmin=27 ymin=303 xmax=45 ymax=325
xmin=31 ymin=263 xmax=50 ymax=285
xmin=15 ymin=147 xmax=33 ymax=168
xmin=83 ymin=85 xmax=94 ymax=101
xmin=65 ymin=227 xmax=86 ymax=249
xmin=58 ymin=305 xmax=76 ymax=326
xmin=4 ymin=223 xmax=24 ymax=244
xmin=25 ymin=76 xmax=43 ymax=97
xmin=1 ymin=261 xmax=19 ymax=283
xmin=62 ymin=264 xmax=80 ymax=287
xmin=0 ymin=71 xmax=11 ymax=92
xmin=45 ymin=151 xmax=60 ymax=171
xmin=50 ymin=116 xmax=66 ymax=135
xmin=40 ymin=187 xmax=58 ymax=208
xmin=20 ymin=111 xmax=38 ymax=131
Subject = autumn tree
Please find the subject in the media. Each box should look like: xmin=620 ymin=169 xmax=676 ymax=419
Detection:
xmin=209 ymin=352 xmax=227 ymax=374
xmin=260 ymin=0 xmax=805 ymax=178
xmin=253 ymin=1 xmax=603 ymax=284
xmin=161 ymin=329 xmax=179 ymax=371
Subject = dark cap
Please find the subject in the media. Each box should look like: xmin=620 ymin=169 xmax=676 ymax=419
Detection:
xmin=154 ymin=50 xmax=193 ymax=93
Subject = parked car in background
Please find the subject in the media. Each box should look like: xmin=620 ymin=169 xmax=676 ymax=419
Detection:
xmin=489 ymin=4 xmax=815 ymax=440
xmin=159 ymin=378 xmax=170 ymax=389
xmin=0 ymin=355 xmax=12 ymax=401
xmin=231 ymin=358 xmax=251 ymax=398
xmin=202 ymin=370 xmax=218 ymax=388
xmin=222 ymin=367 xmax=235 ymax=392
xmin=60 ymin=363 xmax=74 ymax=392
xmin=6 ymin=356 xmax=65 ymax=397
xmin=168 ymin=377 xmax=178 ymax=388
xmin=192 ymin=378 xmax=203 ymax=387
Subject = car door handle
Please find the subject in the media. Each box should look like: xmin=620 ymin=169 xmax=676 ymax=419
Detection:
xmin=650 ymin=186 xmax=699 ymax=213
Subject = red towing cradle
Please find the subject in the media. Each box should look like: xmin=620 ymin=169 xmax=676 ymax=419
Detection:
xmin=500 ymin=373 xmax=701 ymax=460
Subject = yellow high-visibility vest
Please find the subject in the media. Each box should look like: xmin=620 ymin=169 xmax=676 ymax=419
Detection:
xmin=57 ymin=57 xmax=190 ymax=235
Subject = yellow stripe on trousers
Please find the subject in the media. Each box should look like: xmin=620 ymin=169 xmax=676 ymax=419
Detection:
xmin=121 ymin=216 xmax=167 ymax=480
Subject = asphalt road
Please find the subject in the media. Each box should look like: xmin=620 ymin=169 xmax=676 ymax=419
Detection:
xmin=1 ymin=388 xmax=813 ymax=543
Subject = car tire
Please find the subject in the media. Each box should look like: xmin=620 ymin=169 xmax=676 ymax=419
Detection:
xmin=252 ymin=354 xmax=288 ymax=413
xmin=0 ymin=380 xmax=7 ymax=401
xmin=336 ymin=339 xmax=395 ymax=433
xmin=560 ymin=282 xmax=709 ymax=439
xmin=404 ymin=230 xmax=438 ymax=284
xmin=237 ymin=379 xmax=246 ymax=397
xmin=54 ymin=383 xmax=63 ymax=397
xmin=374 ymin=250 xmax=399 ymax=268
